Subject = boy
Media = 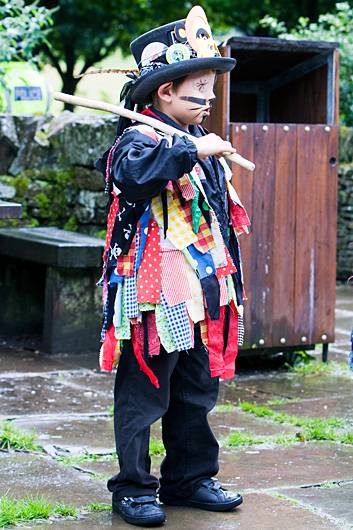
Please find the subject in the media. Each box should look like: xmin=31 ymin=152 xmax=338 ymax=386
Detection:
xmin=96 ymin=5 xmax=250 ymax=527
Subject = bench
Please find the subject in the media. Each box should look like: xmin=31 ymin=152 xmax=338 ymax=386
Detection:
xmin=0 ymin=227 xmax=105 ymax=354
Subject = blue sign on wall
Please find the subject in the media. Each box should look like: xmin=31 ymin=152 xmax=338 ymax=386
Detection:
xmin=14 ymin=86 xmax=43 ymax=101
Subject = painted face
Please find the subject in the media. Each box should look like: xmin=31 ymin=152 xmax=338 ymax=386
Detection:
xmin=170 ymin=70 xmax=216 ymax=126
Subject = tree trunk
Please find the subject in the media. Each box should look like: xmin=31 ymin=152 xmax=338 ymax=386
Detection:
xmin=61 ymin=45 xmax=78 ymax=111
xmin=61 ymin=75 xmax=79 ymax=111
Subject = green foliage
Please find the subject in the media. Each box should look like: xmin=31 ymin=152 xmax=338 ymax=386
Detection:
xmin=260 ymin=2 xmax=353 ymax=125
xmin=239 ymin=401 xmax=346 ymax=429
xmin=287 ymin=359 xmax=331 ymax=376
xmin=0 ymin=495 xmax=77 ymax=527
xmin=87 ymin=502 xmax=111 ymax=511
xmin=56 ymin=452 xmax=115 ymax=465
xmin=95 ymin=229 xmax=107 ymax=240
xmin=225 ymin=431 xmax=268 ymax=447
xmin=0 ymin=421 xmax=42 ymax=452
xmin=238 ymin=401 xmax=353 ymax=444
xmin=149 ymin=437 xmax=165 ymax=456
xmin=0 ymin=0 xmax=55 ymax=64
xmin=63 ymin=214 xmax=78 ymax=231
xmin=214 ymin=402 xmax=236 ymax=413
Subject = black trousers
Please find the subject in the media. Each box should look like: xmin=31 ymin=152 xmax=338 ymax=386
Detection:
xmin=107 ymin=327 xmax=220 ymax=500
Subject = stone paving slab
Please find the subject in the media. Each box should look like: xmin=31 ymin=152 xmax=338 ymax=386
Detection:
xmin=280 ymin=481 xmax=353 ymax=528
xmin=59 ymin=442 xmax=353 ymax=496
xmin=12 ymin=416 xmax=116 ymax=455
xmin=29 ymin=492 xmax=341 ymax=530
xmin=268 ymin=395 xmax=353 ymax=421
xmin=0 ymin=346 xmax=99 ymax=373
xmin=209 ymin=409 xmax=297 ymax=436
xmin=0 ymin=451 xmax=110 ymax=507
xmin=10 ymin=407 xmax=296 ymax=458
xmin=0 ymin=374 xmax=112 ymax=418
xmin=220 ymin=373 xmax=353 ymax=406
xmin=219 ymin=443 xmax=353 ymax=491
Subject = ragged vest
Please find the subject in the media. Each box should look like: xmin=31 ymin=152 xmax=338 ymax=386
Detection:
xmin=98 ymin=123 xmax=251 ymax=388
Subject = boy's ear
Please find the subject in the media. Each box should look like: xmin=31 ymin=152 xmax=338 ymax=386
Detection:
xmin=157 ymin=81 xmax=173 ymax=103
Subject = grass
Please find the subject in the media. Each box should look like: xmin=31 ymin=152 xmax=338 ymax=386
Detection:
xmin=239 ymin=402 xmax=345 ymax=429
xmin=0 ymin=495 xmax=78 ymax=527
xmin=149 ymin=437 xmax=165 ymax=456
xmin=266 ymin=398 xmax=303 ymax=406
xmin=214 ymin=403 xmax=236 ymax=413
xmin=0 ymin=422 xmax=42 ymax=452
xmin=56 ymin=436 xmax=165 ymax=466
xmin=287 ymin=361 xmax=331 ymax=376
xmin=238 ymin=401 xmax=353 ymax=445
xmin=286 ymin=358 xmax=353 ymax=378
xmin=108 ymin=403 xmax=114 ymax=417
xmin=87 ymin=502 xmax=111 ymax=511
xmin=56 ymin=452 xmax=116 ymax=466
xmin=271 ymin=493 xmax=302 ymax=506
xmin=223 ymin=430 xmax=298 ymax=448
xmin=319 ymin=481 xmax=340 ymax=489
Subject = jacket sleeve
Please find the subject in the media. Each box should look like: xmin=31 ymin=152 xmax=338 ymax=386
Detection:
xmin=111 ymin=128 xmax=198 ymax=202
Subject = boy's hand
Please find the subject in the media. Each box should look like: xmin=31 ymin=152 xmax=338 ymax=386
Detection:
xmin=192 ymin=134 xmax=237 ymax=159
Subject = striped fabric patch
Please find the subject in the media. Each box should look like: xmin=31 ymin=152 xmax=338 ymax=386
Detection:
xmin=219 ymin=277 xmax=228 ymax=306
xmin=238 ymin=315 xmax=245 ymax=346
xmin=161 ymin=250 xmax=192 ymax=306
xmin=177 ymin=174 xmax=196 ymax=200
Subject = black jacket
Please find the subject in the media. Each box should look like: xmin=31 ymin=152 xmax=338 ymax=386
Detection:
xmin=95 ymin=108 xmax=243 ymax=307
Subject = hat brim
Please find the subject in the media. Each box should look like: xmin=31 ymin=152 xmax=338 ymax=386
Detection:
xmin=130 ymin=56 xmax=236 ymax=103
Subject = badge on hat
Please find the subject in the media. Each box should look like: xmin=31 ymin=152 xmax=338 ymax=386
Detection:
xmin=185 ymin=5 xmax=220 ymax=58
xmin=141 ymin=42 xmax=168 ymax=67
xmin=166 ymin=43 xmax=191 ymax=64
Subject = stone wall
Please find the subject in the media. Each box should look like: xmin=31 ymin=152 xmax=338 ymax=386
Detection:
xmin=0 ymin=111 xmax=119 ymax=237
xmin=0 ymin=112 xmax=352 ymax=279
xmin=338 ymin=128 xmax=353 ymax=281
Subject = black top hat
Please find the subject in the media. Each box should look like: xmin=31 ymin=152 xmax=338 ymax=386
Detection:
xmin=129 ymin=6 xmax=236 ymax=103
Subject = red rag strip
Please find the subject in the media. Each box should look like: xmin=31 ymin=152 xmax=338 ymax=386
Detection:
xmin=101 ymin=324 xmax=117 ymax=372
xmin=229 ymin=200 xmax=251 ymax=234
xmin=131 ymin=324 xmax=160 ymax=388
xmin=104 ymin=192 xmax=119 ymax=260
xmin=222 ymin=302 xmax=239 ymax=379
xmin=206 ymin=306 xmax=226 ymax=377
xmin=206 ymin=303 xmax=239 ymax=379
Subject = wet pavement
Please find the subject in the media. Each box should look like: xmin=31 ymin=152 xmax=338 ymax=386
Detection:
xmin=0 ymin=286 xmax=352 ymax=529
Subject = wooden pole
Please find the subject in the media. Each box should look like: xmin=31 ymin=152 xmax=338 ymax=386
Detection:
xmin=53 ymin=91 xmax=255 ymax=172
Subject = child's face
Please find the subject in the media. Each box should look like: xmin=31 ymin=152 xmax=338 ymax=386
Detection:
xmin=155 ymin=70 xmax=216 ymax=128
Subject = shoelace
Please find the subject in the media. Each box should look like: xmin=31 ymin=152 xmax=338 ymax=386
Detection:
xmin=123 ymin=495 xmax=157 ymax=506
xmin=204 ymin=479 xmax=226 ymax=492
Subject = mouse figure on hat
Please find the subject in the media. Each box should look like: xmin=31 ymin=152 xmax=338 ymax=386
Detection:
xmin=95 ymin=5 xmax=250 ymax=526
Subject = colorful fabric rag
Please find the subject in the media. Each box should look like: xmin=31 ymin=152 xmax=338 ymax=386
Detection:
xmin=151 ymin=192 xmax=198 ymax=250
xmin=161 ymin=250 xmax=192 ymax=306
xmin=137 ymin=219 xmax=162 ymax=303
xmin=160 ymin=291 xmax=193 ymax=351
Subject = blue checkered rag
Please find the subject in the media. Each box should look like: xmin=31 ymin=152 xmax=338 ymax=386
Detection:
xmin=160 ymin=291 xmax=193 ymax=351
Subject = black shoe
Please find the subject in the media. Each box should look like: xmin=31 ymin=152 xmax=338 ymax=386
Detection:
xmin=112 ymin=493 xmax=166 ymax=527
xmin=159 ymin=479 xmax=243 ymax=512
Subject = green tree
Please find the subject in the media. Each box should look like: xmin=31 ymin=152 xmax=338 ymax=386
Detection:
xmin=0 ymin=0 xmax=54 ymax=63
xmin=39 ymin=0 xmax=195 ymax=109
xmin=260 ymin=2 xmax=353 ymax=125
xmin=37 ymin=0 xmax=352 ymax=109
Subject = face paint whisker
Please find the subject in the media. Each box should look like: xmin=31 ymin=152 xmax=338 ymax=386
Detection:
xmin=179 ymin=95 xmax=215 ymax=106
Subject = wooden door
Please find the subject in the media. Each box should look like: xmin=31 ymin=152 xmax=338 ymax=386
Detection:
xmin=230 ymin=123 xmax=338 ymax=349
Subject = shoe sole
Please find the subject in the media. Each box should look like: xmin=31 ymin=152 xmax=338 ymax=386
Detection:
xmin=113 ymin=505 xmax=166 ymax=527
xmin=159 ymin=494 xmax=243 ymax=512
